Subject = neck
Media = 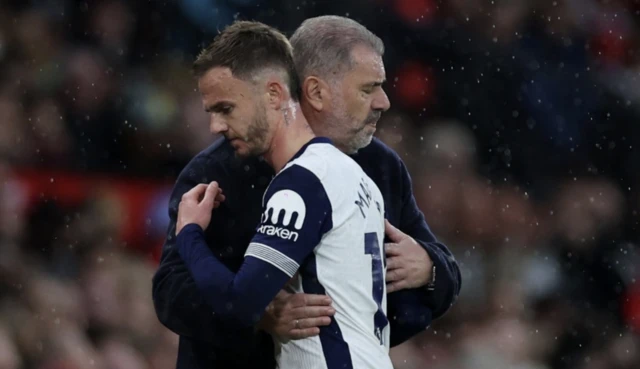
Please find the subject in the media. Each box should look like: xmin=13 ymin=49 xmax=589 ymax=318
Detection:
xmin=262 ymin=101 xmax=316 ymax=172
xmin=302 ymin=107 xmax=352 ymax=155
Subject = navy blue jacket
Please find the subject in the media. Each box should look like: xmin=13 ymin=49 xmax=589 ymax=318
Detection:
xmin=152 ymin=137 xmax=461 ymax=369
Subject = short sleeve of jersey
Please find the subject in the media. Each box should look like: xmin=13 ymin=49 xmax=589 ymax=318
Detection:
xmin=246 ymin=164 xmax=333 ymax=277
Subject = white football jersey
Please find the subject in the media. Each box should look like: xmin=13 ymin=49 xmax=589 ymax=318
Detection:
xmin=246 ymin=137 xmax=391 ymax=369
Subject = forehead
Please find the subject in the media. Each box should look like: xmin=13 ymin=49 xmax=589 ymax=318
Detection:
xmin=346 ymin=45 xmax=386 ymax=81
xmin=197 ymin=67 xmax=252 ymax=99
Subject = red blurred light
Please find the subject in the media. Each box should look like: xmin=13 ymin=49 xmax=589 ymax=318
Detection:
xmin=393 ymin=61 xmax=435 ymax=110
xmin=393 ymin=0 xmax=436 ymax=26
xmin=623 ymin=282 xmax=640 ymax=332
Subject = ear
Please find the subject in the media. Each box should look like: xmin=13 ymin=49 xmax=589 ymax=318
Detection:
xmin=302 ymin=76 xmax=329 ymax=112
xmin=265 ymin=78 xmax=287 ymax=110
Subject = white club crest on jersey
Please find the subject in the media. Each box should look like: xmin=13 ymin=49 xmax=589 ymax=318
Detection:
xmin=261 ymin=190 xmax=306 ymax=230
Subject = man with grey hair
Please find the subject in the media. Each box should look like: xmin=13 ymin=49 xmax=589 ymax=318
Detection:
xmin=291 ymin=16 xmax=387 ymax=154
xmin=153 ymin=15 xmax=460 ymax=369
xmin=290 ymin=12 xmax=459 ymax=312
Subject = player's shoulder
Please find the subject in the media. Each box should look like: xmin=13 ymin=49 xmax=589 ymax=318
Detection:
xmin=287 ymin=137 xmax=351 ymax=180
xmin=265 ymin=140 xmax=334 ymax=208
xmin=273 ymin=137 xmax=358 ymax=191
xmin=298 ymin=139 xmax=365 ymax=191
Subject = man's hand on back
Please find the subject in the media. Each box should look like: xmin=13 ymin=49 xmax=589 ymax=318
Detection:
xmin=384 ymin=220 xmax=434 ymax=293
xmin=259 ymin=290 xmax=335 ymax=342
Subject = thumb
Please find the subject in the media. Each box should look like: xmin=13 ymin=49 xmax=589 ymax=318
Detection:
xmin=201 ymin=182 xmax=220 ymax=208
xmin=385 ymin=219 xmax=406 ymax=242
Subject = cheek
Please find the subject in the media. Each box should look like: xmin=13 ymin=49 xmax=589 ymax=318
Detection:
xmin=229 ymin=118 xmax=246 ymax=135
xmin=340 ymin=92 xmax=365 ymax=120
xmin=352 ymin=95 xmax=372 ymax=121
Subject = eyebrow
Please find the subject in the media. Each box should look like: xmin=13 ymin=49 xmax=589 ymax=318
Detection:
xmin=362 ymin=80 xmax=386 ymax=88
xmin=205 ymin=101 xmax=234 ymax=113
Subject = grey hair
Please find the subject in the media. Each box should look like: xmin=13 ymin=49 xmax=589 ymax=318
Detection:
xmin=290 ymin=16 xmax=384 ymax=82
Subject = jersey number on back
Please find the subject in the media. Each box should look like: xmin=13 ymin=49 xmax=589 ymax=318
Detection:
xmin=364 ymin=232 xmax=389 ymax=345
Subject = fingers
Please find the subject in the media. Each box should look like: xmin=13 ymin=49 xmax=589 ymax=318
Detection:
xmin=385 ymin=242 xmax=402 ymax=257
xmin=213 ymin=192 xmax=226 ymax=209
xmin=269 ymin=292 xmax=331 ymax=320
xmin=386 ymin=257 xmax=401 ymax=271
xmin=182 ymin=183 xmax=209 ymax=203
xmin=293 ymin=316 xmax=332 ymax=330
xmin=386 ymin=268 xmax=406 ymax=283
xmin=273 ymin=289 xmax=294 ymax=303
xmin=287 ymin=316 xmax=333 ymax=340
xmin=291 ymin=306 xmax=335 ymax=320
xmin=384 ymin=219 xmax=406 ymax=242
xmin=214 ymin=185 xmax=226 ymax=203
xmin=267 ymin=293 xmax=334 ymax=341
xmin=289 ymin=327 xmax=321 ymax=340
xmin=386 ymin=280 xmax=407 ymax=294
xmin=290 ymin=293 xmax=332 ymax=309
xmin=201 ymin=182 xmax=221 ymax=208
xmin=182 ymin=182 xmax=225 ymax=205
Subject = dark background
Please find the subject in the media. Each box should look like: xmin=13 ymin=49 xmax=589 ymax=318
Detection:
xmin=0 ymin=1 xmax=639 ymax=368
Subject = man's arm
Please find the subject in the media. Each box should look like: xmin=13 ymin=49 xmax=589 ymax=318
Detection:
xmin=175 ymin=166 xmax=332 ymax=327
xmin=152 ymin=158 xmax=250 ymax=345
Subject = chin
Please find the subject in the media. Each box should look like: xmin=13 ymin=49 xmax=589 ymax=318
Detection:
xmin=365 ymin=124 xmax=377 ymax=134
xmin=345 ymin=134 xmax=374 ymax=154
xmin=359 ymin=132 xmax=375 ymax=146
xmin=230 ymin=141 xmax=249 ymax=157
xmin=233 ymin=143 xmax=268 ymax=160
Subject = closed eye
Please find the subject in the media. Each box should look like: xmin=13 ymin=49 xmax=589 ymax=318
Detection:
xmin=205 ymin=102 xmax=235 ymax=115
xmin=362 ymin=80 xmax=386 ymax=94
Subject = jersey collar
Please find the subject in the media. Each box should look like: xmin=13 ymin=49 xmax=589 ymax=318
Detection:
xmin=288 ymin=137 xmax=333 ymax=163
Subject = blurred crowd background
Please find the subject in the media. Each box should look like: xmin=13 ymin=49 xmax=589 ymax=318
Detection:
xmin=1 ymin=0 xmax=640 ymax=368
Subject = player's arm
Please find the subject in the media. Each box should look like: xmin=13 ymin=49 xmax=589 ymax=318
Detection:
xmin=176 ymin=166 xmax=331 ymax=327
xmin=151 ymin=157 xmax=247 ymax=346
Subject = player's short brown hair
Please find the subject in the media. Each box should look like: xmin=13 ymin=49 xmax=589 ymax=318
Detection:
xmin=193 ymin=21 xmax=300 ymax=101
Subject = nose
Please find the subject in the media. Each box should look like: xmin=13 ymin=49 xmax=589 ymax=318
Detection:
xmin=372 ymin=88 xmax=391 ymax=112
xmin=209 ymin=115 xmax=228 ymax=135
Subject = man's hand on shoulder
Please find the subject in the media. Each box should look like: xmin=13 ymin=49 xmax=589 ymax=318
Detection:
xmin=176 ymin=181 xmax=226 ymax=235
xmin=384 ymin=220 xmax=434 ymax=293
xmin=259 ymin=290 xmax=335 ymax=342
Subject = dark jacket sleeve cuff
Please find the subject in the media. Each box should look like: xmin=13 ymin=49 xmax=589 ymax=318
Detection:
xmin=415 ymin=239 xmax=459 ymax=319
